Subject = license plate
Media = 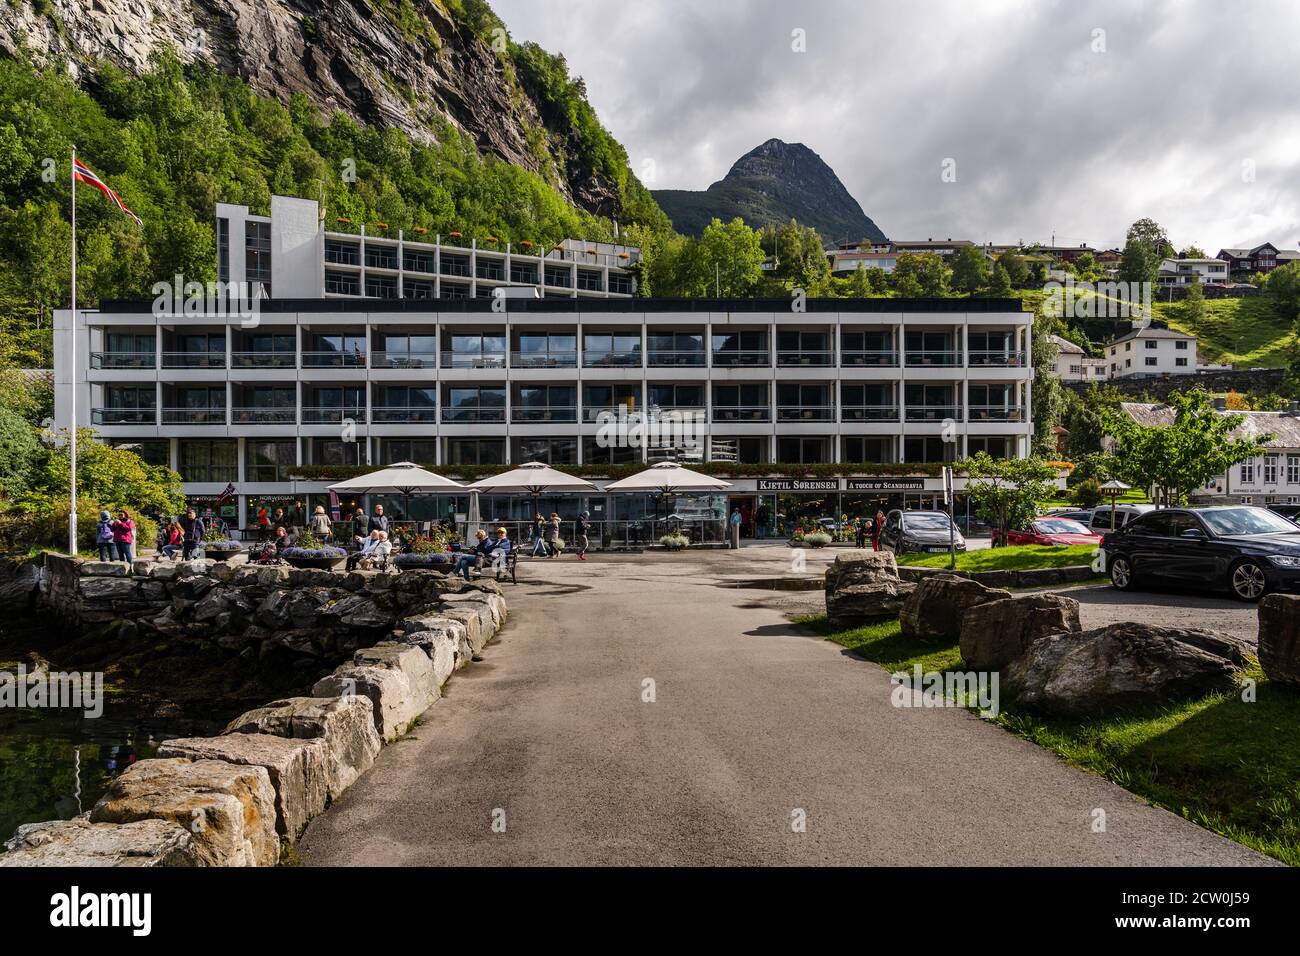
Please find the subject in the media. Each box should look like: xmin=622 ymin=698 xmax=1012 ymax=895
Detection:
xmin=926 ymin=546 xmax=947 ymax=553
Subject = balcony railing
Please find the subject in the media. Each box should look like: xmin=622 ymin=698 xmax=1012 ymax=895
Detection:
xmin=905 ymin=350 xmax=962 ymax=367
xmin=301 ymin=351 xmax=366 ymax=368
xmin=371 ymin=351 xmax=438 ymax=369
xmin=162 ymin=407 xmax=226 ymax=424
xmin=646 ymin=349 xmax=706 ymax=367
xmin=91 ymin=408 xmax=156 ymax=425
xmin=582 ymin=349 xmax=641 ymax=368
xmin=712 ymin=351 xmax=770 ymax=367
xmin=512 ymin=406 xmax=578 ymax=423
xmin=511 ymin=351 xmax=578 ymax=369
xmin=583 ymin=405 xmax=638 ymax=423
xmin=840 ymin=350 xmax=899 ymax=367
xmin=441 ymin=407 xmax=507 ymax=424
xmin=301 ymin=407 xmax=364 ymax=425
xmin=90 ymin=352 xmax=156 ymax=370
xmin=231 ymin=407 xmax=296 ymax=425
xmin=904 ymin=405 xmax=960 ymax=422
xmin=841 ymin=405 xmax=899 ymax=422
xmin=162 ymin=352 xmax=225 ymax=369
xmin=777 ymin=405 xmax=836 ymax=422
xmin=967 ymin=405 xmax=1026 ymax=422
xmin=776 ymin=351 xmax=835 ymax=367
xmin=371 ymin=406 xmax=439 ymax=424
xmin=968 ymin=350 xmax=1026 ymax=367
xmin=440 ymin=351 xmax=506 ymax=369
xmin=712 ymin=405 xmax=770 ymax=422
xmin=231 ymin=351 xmax=295 ymax=369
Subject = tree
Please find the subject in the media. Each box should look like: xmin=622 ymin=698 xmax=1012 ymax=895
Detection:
xmin=1265 ymin=260 xmax=1300 ymax=322
xmin=960 ymin=453 xmax=1060 ymax=546
xmin=987 ymin=261 xmax=1013 ymax=296
xmin=1118 ymin=239 xmax=1155 ymax=286
xmin=696 ymin=217 xmax=765 ymax=296
xmin=1183 ymin=272 xmax=1206 ymax=325
xmin=0 ymin=406 xmax=41 ymax=498
xmin=1179 ymin=245 xmax=1207 ymax=259
xmin=764 ymin=220 xmax=832 ymax=294
xmin=893 ymin=251 xmax=949 ymax=296
xmin=950 ymin=244 xmax=989 ymax=294
xmin=1101 ymin=389 xmax=1269 ymax=506
xmin=30 ymin=427 xmax=185 ymax=517
xmin=1118 ymin=217 xmax=1173 ymax=286
xmin=996 ymin=250 xmax=1029 ymax=288
xmin=1073 ymin=251 xmax=1101 ymax=282
xmin=849 ymin=263 xmax=874 ymax=297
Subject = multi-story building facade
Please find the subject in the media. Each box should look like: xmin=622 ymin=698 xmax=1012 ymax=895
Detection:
xmin=1106 ymin=327 xmax=1198 ymax=379
xmin=1157 ymin=257 xmax=1230 ymax=287
xmin=1214 ymin=243 xmax=1300 ymax=281
xmin=216 ymin=196 xmax=640 ymax=301
xmin=55 ymin=296 xmax=1034 ymax=529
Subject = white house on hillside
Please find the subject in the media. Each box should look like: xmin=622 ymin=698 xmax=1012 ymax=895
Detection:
xmin=1157 ymin=257 xmax=1230 ymax=287
xmin=1048 ymin=334 xmax=1107 ymax=383
xmin=1107 ymin=327 xmax=1197 ymax=378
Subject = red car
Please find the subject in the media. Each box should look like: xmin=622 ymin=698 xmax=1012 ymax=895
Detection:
xmin=1002 ymin=516 xmax=1102 ymax=547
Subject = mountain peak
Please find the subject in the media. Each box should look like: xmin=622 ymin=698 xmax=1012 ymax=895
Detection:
xmin=654 ymin=140 xmax=885 ymax=244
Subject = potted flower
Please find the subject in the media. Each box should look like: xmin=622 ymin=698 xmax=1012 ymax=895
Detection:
xmin=802 ymin=530 xmax=833 ymax=548
xmin=282 ymin=531 xmax=347 ymax=570
xmin=658 ymin=531 xmax=689 ymax=551
xmin=201 ymin=529 xmax=243 ymax=562
xmin=392 ymin=529 xmax=457 ymax=569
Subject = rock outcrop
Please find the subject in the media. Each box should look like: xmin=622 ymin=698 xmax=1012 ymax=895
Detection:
xmin=0 ymin=817 xmax=195 ymax=867
xmin=1257 ymin=594 xmax=1300 ymax=686
xmin=960 ymin=594 xmax=1083 ymax=671
xmin=1005 ymin=622 xmax=1251 ymax=715
xmin=899 ymin=574 xmax=1010 ymax=640
xmin=824 ymin=550 xmax=916 ymax=627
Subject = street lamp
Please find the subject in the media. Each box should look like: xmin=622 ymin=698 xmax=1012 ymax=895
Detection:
xmin=1099 ymin=479 xmax=1132 ymax=530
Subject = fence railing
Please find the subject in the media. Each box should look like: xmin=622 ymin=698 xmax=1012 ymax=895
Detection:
xmin=90 ymin=351 xmax=156 ymax=369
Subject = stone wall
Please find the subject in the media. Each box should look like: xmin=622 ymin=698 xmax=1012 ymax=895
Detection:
xmin=1064 ymin=368 xmax=1284 ymax=401
xmin=1 ymin=555 xmax=509 ymax=866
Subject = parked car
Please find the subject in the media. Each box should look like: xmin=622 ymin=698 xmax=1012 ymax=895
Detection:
xmin=880 ymin=509 xmax=967 ymax=554
xmin=1267 ymin=504 xmax=1300 ymax=524
xmin=1054 ymin=509 xmax=1094 ymax=526
xmin=1101 ymin=505 xmax=1300 ymax=601
xmin=1001 ymin=516 xmax=1102 ymax=547
xmin=1087 ymin=504 xmax=1156 ymax=534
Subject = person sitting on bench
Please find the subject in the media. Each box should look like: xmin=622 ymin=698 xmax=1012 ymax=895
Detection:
xmin=354 ymin=530 xmax=391 ymax=571
xmin=454 ymin=529 xmax=504 ymax=581
xmin=347 ymin=530 xmax=381 ymax=571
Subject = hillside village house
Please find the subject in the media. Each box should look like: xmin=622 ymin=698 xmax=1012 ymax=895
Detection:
xmin=1157 ymin=257 xmax=1230 ymax=287
xmin=1107 ymin=327 xmax=1198 ymax=379
xmin=1048 ymin=334 xmax=1107 ymax=383
xmin=1215 ymin=243 xmax=1300 ymax=281
xmin=1118 ymin=402 xmax=1300 ymax=506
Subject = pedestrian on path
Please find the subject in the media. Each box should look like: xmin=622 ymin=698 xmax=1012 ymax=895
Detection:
xmin=531 ymin=512 xmax=548 ymax=557
xmin=544 ymin=512 xmax=561 ymax=557
xmin=574 ymin=511 xmax=591 ymax=560
xmin=180 ymin=507 xmax=206 ymax=560
xmin=111 ymin=509 xmax=136 ymax=564
xmin=310 ymin=505 xmax=333 ymax=541
xmin=872 ymin=509 xmax=885 ymax=552
xmin=95 ymin=510 xmax=116 ymax=561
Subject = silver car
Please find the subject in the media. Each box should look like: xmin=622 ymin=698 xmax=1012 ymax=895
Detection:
xmin=881 ymin=509 xmax=967 ymax=554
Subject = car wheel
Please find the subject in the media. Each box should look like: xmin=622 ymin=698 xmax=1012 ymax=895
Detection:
xmin=1229 ymin=559 xmax=1268 ymax=602
xmin=1109 ymin=554 xmax=1136 ymax=591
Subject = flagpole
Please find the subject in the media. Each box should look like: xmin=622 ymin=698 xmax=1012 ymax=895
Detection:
xmin=69 ymin=145 xmax=78 ymax=555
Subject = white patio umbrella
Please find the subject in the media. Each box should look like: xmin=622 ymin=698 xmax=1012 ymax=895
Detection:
xmin=328 ymin=462 xmax=468 ymax=523
xmin=603 ymin=461 xmax=732 ymax=494
xmin=470 ymin=462 xmax=598 ymax=527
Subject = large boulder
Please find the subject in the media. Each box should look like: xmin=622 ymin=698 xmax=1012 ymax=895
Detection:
xmin=223 ymin=696 xmax=381 ymax=797
xmin=900 ymin=573 xmax=1010 ymax=640
xmin=1005 ymin=622 xmax=1251 ymax=715
xmin=1258 ymin=594 xmax=1300 ymax=686
xmin=0 ymin=817 xmax=196 ymax=867
xmin=824 ymin=550 xmax=916 ymax=626
xmin=960 ymin=593 xmax=1082 ymax=670
xmin=88 ymin=758 xmax=279 ymax=867
xmin=157 ymin=734 xmax=330 ymax=843
xmin=312 ymin=642 xmax=437 ymax=740
xmin=399 ymin=613 xmax=471 ymax=683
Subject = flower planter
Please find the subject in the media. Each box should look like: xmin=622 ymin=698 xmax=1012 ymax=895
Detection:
xmin=392 ymin=553 xmax=456 ymax=569
xmin=283 ymin=551 xmax=347 ymax=571
xmin=203 ymin=546 xmax=244 ymax=562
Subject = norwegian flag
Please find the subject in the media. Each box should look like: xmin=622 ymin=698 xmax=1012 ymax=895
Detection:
xmin=72 ymin=157 xmax=142 ymax=226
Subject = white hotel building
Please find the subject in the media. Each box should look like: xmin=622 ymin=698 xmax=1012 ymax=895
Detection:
xmin=54 ymin=198 xmax=1035 ymax=530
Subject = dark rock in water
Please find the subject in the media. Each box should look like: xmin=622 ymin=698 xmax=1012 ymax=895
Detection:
xmin=1005 ymin=622 xmax=1251 ymax=715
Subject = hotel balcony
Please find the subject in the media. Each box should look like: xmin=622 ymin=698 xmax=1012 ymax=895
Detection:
xmin=162 ymin=407 xmax=227 ymax=425
xmin=91 ymin=351 xmax=156 ymax=370
xmin=231 ymin=406 xmax=296 ymax=425
xmin=371 ymin=405 xmax=439 ymax=424
xmin=91 ymin=407 xmax=156 ymax=425
xmin=841 ymin=404 xmax=900 ymax=422
xmin=511 ymin=350 xmax=579 ymax=370
xmin=840 ymin=349 xmax=898 ymax=367
xmin=712 ymin=405 xmax=770 ymax=423
xmin=440 ymin=350 xmax=507 ymax=370
xmin=777 ymin=405 xmax=836 ymax=422
xmin=711 ymin=350 xmax=770 ymax=368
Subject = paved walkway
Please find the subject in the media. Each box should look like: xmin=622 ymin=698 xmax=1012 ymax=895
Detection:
xmin=299 ymin=547 xmax=1269 ymax=866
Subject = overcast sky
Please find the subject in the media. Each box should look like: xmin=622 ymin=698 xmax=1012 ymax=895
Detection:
xmin=492 ymin=0 xmax=1300 ymax=252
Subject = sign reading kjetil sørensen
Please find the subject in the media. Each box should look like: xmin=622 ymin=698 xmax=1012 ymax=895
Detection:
xmin=756 ymin=478 xmax=838 ymax=492
xmin=0 ymin=665 xmax=103 ymax=718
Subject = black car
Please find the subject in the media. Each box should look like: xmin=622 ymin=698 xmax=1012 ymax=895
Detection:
xmin=1101 ymin=505 xmax=1300 ymax=601
xmin=880 ymin=509 xmax=967 ymax=554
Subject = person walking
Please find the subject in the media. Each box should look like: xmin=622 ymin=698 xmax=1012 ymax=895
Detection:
xmin=530 ymin=512 xmax=548 ymax=558
xmin=309 ymin=505 xmax=333 ymax=541
xmin=111 ymin=509 xmax=136 ymax=565
xmin=574 ymin=511 xmax=592 ymax=560
xmin=352 ymin=507 xmax=368 ymax=542
xmin=756 ymin=503 xmax=770 ymax=540
xmin=872 ymin=509 xmax=885 ymax=552
xmin=180 ymin=507 xmax=206 ymax=560
xmin=94 ymin=510 xmax=116 ymax=561
xmin=855 ymin=514 xmax=868 ymax=550
xmin=729 ymin=506 xmax=742 ymax=549
xmin=257 ymin=504 xmax=270 ymax=542
xmin=544 ymin=512 xmax=561 ymax=557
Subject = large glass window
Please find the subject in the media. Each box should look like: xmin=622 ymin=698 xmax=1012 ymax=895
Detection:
xmin=843 ymin=436 xmax=893 ymax=463
xmin=712 ymin=330 xmax=768 ymax=366
xmin=246 ymin=440 xmax=297 ymax=482
xmin=178 ymin=440 xmax=237 ymax=483
xmin=583 ymin=332 xmax=641 ymax=368
xmin=444 ymin=387 xmax=506 ymax=423
xmin=712 ymin=384 xmax=769 ymax=421
xmin=312 ymin=439 xmax=364 ymax=467
xmin=445 ymin=438 xmax=505 ymax=466
xmin=445 ymin=333 xmax=506 ymax=368
xmin=513 ymin=385 xmax=577 ymax=422
xmin=512 ymin=438 xmax=578 ymax=464
xmin=382 ymin=439 xmax=438 ymax=465
xmin=776 ymin=436 xmax=831 ymax=463
xmin=245 ymin=220 xmax=271 ymax=286
xmin=372 ymin=385 xmax=436 ymax=423
xmin=647 ymin=331 xmax=704 ymax=366
xmin=777 ymin=384 xmax=833 ymax=421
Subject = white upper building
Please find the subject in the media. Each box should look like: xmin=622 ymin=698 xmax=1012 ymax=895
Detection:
xmin=1106 ymin=327 xmax=1198 ymax=378
xmin=1157 ymin=257 xmax=1230 ymax=287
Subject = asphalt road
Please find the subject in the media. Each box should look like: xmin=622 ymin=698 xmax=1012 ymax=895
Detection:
xmin=299 ymin=547 xmax=1269 ymax=866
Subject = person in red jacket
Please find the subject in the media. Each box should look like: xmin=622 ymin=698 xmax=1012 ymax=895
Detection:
xmin=111 ymin=509 xmax=136 ymax=564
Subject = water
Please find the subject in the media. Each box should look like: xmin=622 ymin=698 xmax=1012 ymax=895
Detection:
xmin=0 ymin=707 xmax=222 ymax=840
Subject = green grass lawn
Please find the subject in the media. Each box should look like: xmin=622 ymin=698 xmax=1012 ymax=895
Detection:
xmin=897 ymin=543 xmax=1096 ymax=572
xmin=1154 ymin=296 xmax=1294 ymax=368
xmin=799 ymin=613 xmax=1300 ymax=866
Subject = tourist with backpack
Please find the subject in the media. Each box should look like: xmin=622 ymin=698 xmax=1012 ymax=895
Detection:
xmin=95 ymin=510 xmax=115 ymax=561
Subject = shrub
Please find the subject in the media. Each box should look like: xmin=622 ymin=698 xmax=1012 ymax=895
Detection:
xmin=659 ymin=532 xmax=689 ymax=549
xmin=802 ymin=530 xmax=833 ymax=548
xmin=1072 ymin=478 xmax=1103 ymax=509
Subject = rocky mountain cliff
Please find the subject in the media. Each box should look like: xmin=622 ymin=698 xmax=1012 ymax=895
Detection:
xmin=653 ymin=138 xmax=886 ymax=244
xmin=0 ymin=0 xmax=627 ymax=216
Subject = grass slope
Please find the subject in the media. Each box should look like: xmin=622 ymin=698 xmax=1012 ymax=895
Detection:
xmin=800 ymin=614 xmax=1299 ymax=865
xmin=1155 ymin=297 xmax=1295 ymax=368
xmin=897 ymin=543 xmax=1097 ymax=571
